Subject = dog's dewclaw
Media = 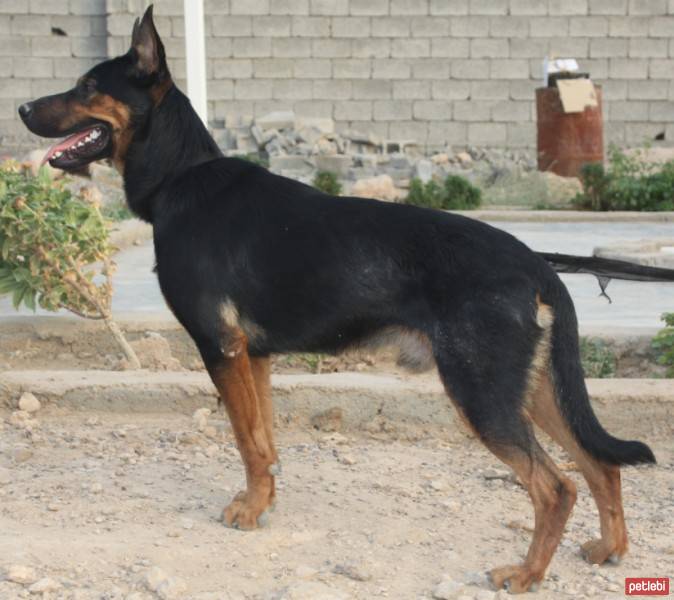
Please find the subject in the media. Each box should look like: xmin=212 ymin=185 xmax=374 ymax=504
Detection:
xmin=268 ymin=462 xmax=281 ymax=476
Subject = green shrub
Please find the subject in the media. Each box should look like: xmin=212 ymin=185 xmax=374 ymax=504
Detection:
xmin=574 ymin=145 xmax=674 ymax=212
xmin=579 ymin=337 xmax=616 ymax=378
xmin=241 ymin=153 xmax=269 ymax=168
xmin=405 ymin=174 xmax=482 ymax=210
xmin=652 ymin=312 xmax=674 ymax=377
xmin=0 ymin=161 xmax=139 ymax=368
xmin=313 ymin=170 xmax=342 ymax=195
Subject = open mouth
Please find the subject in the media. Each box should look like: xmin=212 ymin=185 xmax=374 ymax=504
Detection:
xmin=42 ymin=123 xmax=112 ymax=170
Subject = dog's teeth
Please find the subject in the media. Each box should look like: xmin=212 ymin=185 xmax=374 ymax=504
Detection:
xmin=53 ymin=151 xmax=62 ymax=158
xmin=91 ymin=130 xmax=100 ymax=139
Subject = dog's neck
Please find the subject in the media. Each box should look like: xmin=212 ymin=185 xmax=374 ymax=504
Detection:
xmin=122 ymin=85 xmax=222 ymax=223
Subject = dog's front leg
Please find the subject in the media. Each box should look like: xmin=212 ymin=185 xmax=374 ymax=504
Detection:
xmin=208 ymin=330 xmax=278 ymax=529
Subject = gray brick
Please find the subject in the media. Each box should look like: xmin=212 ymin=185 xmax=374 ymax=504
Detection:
xmin=271 ymin=0 xmax=309 ymax=14
xmin=334 ymin=100 xmax=372 ymax=120
xmin=609 ymin=16 xmax=650 ymax=35
xmin=72 ymin=37 xmax=106 ymax=58
xmin=510 ymin=38 xmax=549 ymax=58
xmin=470 ymin=38 xmax=509 ymax=58
xmin=352 ymin=39 xmax=390 ymax=58
xmin=608 ymin=100 xmax=649 ymax=120
xmin=490 ymin=59 xmax=530 ymax=79
xmin=609 ymin=57 xmax=648 ymax=77
xmin=333 ymin=58 xmax=371 ymax=78
xmin=650 ymin=58 xmax=674 ymax=77
xmin=550 ymin=36 xmax=588 ymax=57
xmin=0 ymin=37 xmax=29 ymax=56
xmin=51 ymin=15 xmax=92 ymax=36
xmin=209 ymin=80 xmax=234 ymax=100
xmin=570 ymin=16 xmax=609 ymax=36
xmin=0 ymin=1 xmax=27 ymax=14
xmin=468 ymin=122 xmax=506 ymax=144
xmin=350 ymin=0 xmax=388 ymax=15
xmin=292 ymin=16 xmax=330 ymax=37
xmin=426 ymin=121 xmax=467 ymax=146
xmin=213 ymin=59 xmax=253 ymax=79
xmin=650 ymin=16 xmax=674 ymax=35
xmin=273 ymin=79 xmax=313 ymax=99
xmin=372 ymin=58 xmax=410 ymax=78
xmin=549 ymin=0 xmax=588 ymax=15
xmin=454 ymin=100 xmax=492 ymax=121
xmin=31 ymin=37 xmax=70 ymax=57
xmin=332 ymin=17 xmax=371 ymax=37
xmin=629 ymin=0 xmax=667 ymax=14
xmin=393 ymin=79 xmax=431 ymax=99
xmin=293 ymin=58 xmax=332 ymax=78
xmin=590 ymin=0 xmax=627 ymax=14
xmin=507 ymin=122 xmax=535 ymax=147
xmin=629 ymin=37 xmax=668 ymax=56
xmin=231 ymin=0 xmax=269 ymax=15
xmin=30 ymin=0 xmax=68 ymax=13
xmin=372 ymin=17 xmax=410 ymax=37
xmin=489 ymin=16 xmax=529 ymax=37
xmin=253 ymin=16 xmax=292 ymax=37
xmin=310 ymin=0 xmax=348 ymax=15
xmin=14 ymin=56 xmax=51 ymax=77
xmin=529 ymin=17 xmax=569 ymax=37
xmin=314 ymin=79 xmax=352 ymax=99
xmin=204 ymin=0 xmax=231 ymax=13
xmin=628 ymin=79 xmax=669 ymax=98
xmin=0 ymin=57 xmax=10 ymax=76
xmin=590 ymin=38 xmax=628 ymax=57
xmin=30 ymin=78 xmax=71 ymax=96
xmin=413 ymin=100 xmax=452 ymax=120
xmin=352 ymin=79 xmax=392 ymax=99
xmin=373 ymin=100 xmax=412 ymax=120
xmin=579 ymin=57 xmax=608 ymax=77
xmin=491 ymin=100 xmax=532 ymax=121
xmin=390 ymin=120 xmax=427 ymax=140
xmin=272 ymin=38 xmax=311 ymax=57
xmin=625 ymin=122 xmax=662 ymax=143
xmin=339 ymin=120 xmax=388 ymax=138
xmin=212 ymin=16 xmax=252 ymax=37
xmin=451 ymin=58 xmax=489 ymax=79
xmin=0 ymin=77 xmax=29 ymax=97
xmin=601 ymin=79 xmax=627 ymax=99
xmin=470 ymin=0 xmax=507 ymax=14
xmin=294 ymin=100 xmax=334 ymax=117
xmin=107 ymin=14 xmax=135 ymax=36
xmin=471 ymin=80 xmax=510 ymax=99
xmin=510 ymin=0 xmax=547 ymax=15
xmin=153 ymin=0 xmax=182 ymax=15
xmin=410 ymin=16 xmax=450 ymax=37
xmin=11 ymin=15 xmax=50 ymax=35
xmin=207 ymin=38 xmax=234 ymax=57
xmin=54 ymin=57 xmax=97 ymax=78
xmin=430 ymin=0 xmax=467 ymax=14
xmin=391 ymin=38 xmax=430 ymax=57
xmin=234 ymin=79 xmax=273 ymax=100
xmin=431 ymin=38 xmax=470 ymax=58
xmin=451 ymin=16 xmax=489 ymax=36
xmin=0 ymin=15 xmax=7 ymax=34
xmin=213 ymin=100 xmax=252 ymax=121
xmin=254 ymin=58 xmax=294 ymax=78
xmin=432 ymin=80 xmax=471 ymax=99
xmin=411 ymin=59 xmax=450 ymax=79
xmin=255 ymin=100 xmax=294 ymax=117
xmin=509 ymin=80 xmax=537 ymax=100
xmin=311 ymin=39 xmax=351 ymax=58
xmin=390 ymin=0 xmax=427 ymax=14
xmin=0 ymin=99 xmax=14 ymax=119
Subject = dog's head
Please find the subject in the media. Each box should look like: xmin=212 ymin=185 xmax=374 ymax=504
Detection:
xmin=18 ymin=5 xmax=171 ymax=173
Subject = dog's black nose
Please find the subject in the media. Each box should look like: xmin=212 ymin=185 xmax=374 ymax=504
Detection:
xmin=18 ymin=102 xmax=33 ymax=119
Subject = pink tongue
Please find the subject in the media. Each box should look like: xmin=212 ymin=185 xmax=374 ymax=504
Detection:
xmin=42 ymin=126 xmax=98 ymax=165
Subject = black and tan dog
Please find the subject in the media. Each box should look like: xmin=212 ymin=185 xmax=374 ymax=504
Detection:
xmin=19 ymin=7 xmax=674 ymax=593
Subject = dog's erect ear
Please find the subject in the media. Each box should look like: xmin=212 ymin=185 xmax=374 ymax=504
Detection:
xmin=130 ymin=5 xmax=167 ymax=77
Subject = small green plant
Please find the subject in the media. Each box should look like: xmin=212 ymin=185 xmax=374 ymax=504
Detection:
xmin=0 ymin=161 xmax=139 ymax=368
xmin=574 ymin=145 xmax=674 ymax=212
xmin=652 ymin=312 xmax=674 ymax=377
xmin=241 ymin=152 xmax=269 ymax=168
xmin=102 ymin=200 xmax=134 ymax=222
xmin=313 ymin=171 xmax=342 ymax=196
xmin=405 ymin=174 xmax=482 ymax=210
xmin=579 ymin=337 xmax=616 ymax=378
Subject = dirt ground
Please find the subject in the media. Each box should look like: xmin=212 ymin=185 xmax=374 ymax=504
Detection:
xmin=1 ymin=406 xmax=672 ymax=600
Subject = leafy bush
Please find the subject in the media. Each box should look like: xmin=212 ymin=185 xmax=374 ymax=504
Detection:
xmin=579 ymin=337 xmax=616 ymax=378
xmin=0 ymin=161 xmax=139 ymax=367
xmin=405 ymin=174 xmax=482 ymax=210
xmin=313 ymin=170 xmax=342 ymax=195
xmin=652 ymin=312 xmax=674 ymax=377
xmin=241 ymin=152 xmax=269 ymax=168
xmin=574 ymin=145 xmax=674 ymax=211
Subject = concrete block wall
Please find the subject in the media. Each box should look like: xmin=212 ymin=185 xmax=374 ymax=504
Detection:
xmin=3 ymin=0 xmax=674 ymax=151
xmin=0 ymin=0 xmax=108 ymax=150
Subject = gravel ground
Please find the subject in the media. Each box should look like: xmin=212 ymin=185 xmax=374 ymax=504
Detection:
xmin=1 ymin=408 xmax=672 ymax=600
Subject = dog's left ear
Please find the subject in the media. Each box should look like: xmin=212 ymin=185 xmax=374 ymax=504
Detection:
xmin=130 ymin=5 xmax=168 ymax=78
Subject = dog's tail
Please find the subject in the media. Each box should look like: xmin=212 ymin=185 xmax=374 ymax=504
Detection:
xmin=546 ymin=281 xmax=656 ymax=466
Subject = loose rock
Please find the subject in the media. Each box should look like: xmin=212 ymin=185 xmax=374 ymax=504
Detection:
xmin=5 ymin=564 xmax=38 ymax=585
xmin=18 ymin=392 xmax=41 ymax=413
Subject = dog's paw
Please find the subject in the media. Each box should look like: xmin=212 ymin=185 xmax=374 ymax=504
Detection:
xmin=580 ymin=538 xmax=625 ymax=565
xmin=489 ymin=564 xmax=542 ymax=594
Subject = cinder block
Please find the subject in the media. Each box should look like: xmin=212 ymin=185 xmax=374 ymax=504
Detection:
xmin=389 ymin=120 xmax=427 ymax=140
xmin=570 ymin=16 xmax=609 ymax=36
xmin=14 ymin=56 xmax=51 ymax=77
xmin=350 ymin=0 xmax=388 ymax=15
xmin=432 ymin=80 xmax=471 ymax=100
xmin=468 ymin=122 xmax=507 ymax=144
xmin=0 ymin=1 xmax=27 ymax=14
xmin=579 ymin=57 xmax=608 ymax=78
xmin=629 ymin=0 xmax=667 ymax=15
xmin=310 ymin=0 xmax=348 ymax=16
xmin=333 ymin=58 xmax=371 ymax=78
xmin=271 ymin=0 xmax=309 ymax=14
xmin=254 ymin=58 xmax=294 ymax=78
xmin=650 ymin=16 xmax=674 ymax=36
xmin=153 ymin=0 xmax=182 ymax=16
xmin=314 ymin=79 xmax=352 ymax=99
xmin=292 ymin=16 xmax=330 ymax=37
xmin=332 ymin=17 xmax=370 ymax=38
xmin=411 ymin=59 xmax=450 ymax=79
xmin=471 ymin=80 xmax=510 ymax=99
xmin=390 ymin=0 xmax=428 ymax=15
xmin=470 ymin=38 xmax=509 ymax=58
xmin=469 ymin=0 xmax=507 ymax=15
xmin=413 ymin=100 xmax=451 ymax=120
xmin=507 ymin=122 xmax=536 ymax=148
xmin=339 ymin=120 xmax=388 ymax=138
xmin=373 ymin=99 xmax=412 ymax=120
xmin=54 ymin=57 xmax=97 ymax=78
xmin=590 ymin=38 xmax=628 ymax=57
xmin=234 ymin=79 xmax=273 ymax=100
xmin=609 ymin=57 xmax=649 ymax=78
xmin=11 ymin=15 xmax=50 ymax=35
xmin=311 ymin=39 xmax=351 ymax=58
xmin=352 ymin=79 xmax=392 ymax=99
xmin=207 ymin=38 xmax=234 ymax=58
xmin=608 ymin=16 xmax=649 ymax=35
xmin=31 ymin=37 xmax=70 ymax=57
xmin=106 ymin=13 xmax=135 ymax=36
xmin=589 ymin=0 xmax=627 ymax=14
xmin=30 ymin=78 xmax=71 ymax=96
xmin=550 ymin=36 xmax=588 ymax=57
xmin=607 ymin=100 xmax=650 ymax=120
xmin=0 ymin=99 xmax=13 ymax=118
xmin=454 ymin=100 xmax=492 ymax=121
xmin=426 ymin=121 xmax=467 ymax=146
xmin=510 ymin=38 xmax=549 ymax=58
xmin=372 ymin=59 xmax=410 ymax=79
xmin=231 ymin=0 xmax=269 ymax=15
xmin=391 ymin=38 xmax=430 ymax=58
xmin=450 ymin=16 xmax=489 ymax=36
xmin=334 ymin=100 xmax=372 ymax=120
xmin=30 ymin=0 xmax=68 ymax=14
xmin=510 ymin=80 xmax=537 ymax=100
xmin=272 ymin=38 xmax=311 ymax=57
xmin=451 ymin=58 xmax=489 ymax=79
xmin=352 ymin=39 xmax=390 ymax=58
xmin=51 ymin=15 xmax=93 ymax=37
xmin=372 ymin=16 xmax=409 ymax=37
xmin=625 ymin=122 xmax=662 ymax=143
xmin=293 ymin=99 xmax=334 ymax=117
xmin=599 ymin=79 xmax=627 ymax=99
xmin=213 ymin=59 xmax=253 ymax=79
xmin=0 ymin=37 xmax=29 ymax=56
xmin=410 ymin=17 xmax=449 ymax=37
xmin=212 ymin=16 xmax=252 ymax=37
xmin=72 ymin=37 xmax=106 ymax=58
xmin=528 ymin=17 xmax=569 ymax=37
xmin=393 ymin=79 xmax=431 ymax=99
xmin=628 ymin=79 xmax=668 ymax=99
xmin=430 ymin=0 xmax=467 ymax=14
xmin=208 ymin=79 xmax=234 ymax=100
xmin=510 ymin=0 xmax=547 ymax=15
xmin=489 ymin=16 xmax=529 ymax=37
xmin=0 ymin=57 xmax=10 ymax=76
xmin=549 ymin=0 xmax=588 ymax=15
xmin=650 ymin=58 xmax=674 ymax=77
xmin=293 ymin=58 xmax=332 ymax=78
xmin=273 ymin=79 xmax=313 ymax=99
xmin=0 ymin=77 xmax=30 ymax=97
xmin=491 ymin=100 xmax=532 ymax=121
xmin=490 ymin=59 xmax=530 ymax=79
xmin=253 ymin=16 xmax=291 ymax=37
xmin=0 ymin=15 xmax=7 ymax=34
xmin=213 ymin=100 xmax=253 ymax=121
xmin=629 ymin=38 xmax=667 ymax=57
xmin=431 ymin=38 xmax=469 ymax=57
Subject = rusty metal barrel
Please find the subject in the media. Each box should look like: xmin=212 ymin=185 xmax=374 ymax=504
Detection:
xmin=536 ymin=85 xmax=603 ymax=178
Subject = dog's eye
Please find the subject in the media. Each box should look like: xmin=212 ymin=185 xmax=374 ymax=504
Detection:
xmin=80 ymin=79 xmax=97 ymax=95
